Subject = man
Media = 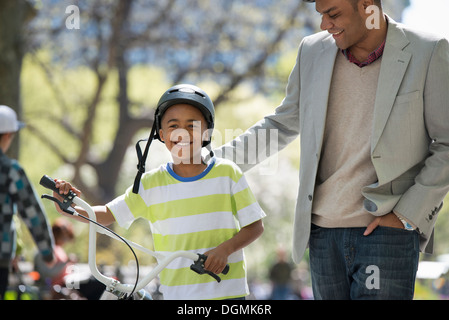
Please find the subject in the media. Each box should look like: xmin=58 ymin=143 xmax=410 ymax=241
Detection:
xmin=216 ymin=0 xmax=449 ymax=299
xmin=0 ymin=105 xmax=54 ymax=299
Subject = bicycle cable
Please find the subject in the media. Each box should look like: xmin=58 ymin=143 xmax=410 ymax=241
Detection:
xmin=76 ymin=214 xmax=140 ymax=300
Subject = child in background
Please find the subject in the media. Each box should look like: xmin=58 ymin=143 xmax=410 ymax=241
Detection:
xmin=0 ymin=105 xmax=54 ymax=299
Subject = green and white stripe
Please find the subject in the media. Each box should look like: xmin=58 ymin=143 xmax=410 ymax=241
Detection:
xmin=107 ymin=157 xmax=265 ymax=300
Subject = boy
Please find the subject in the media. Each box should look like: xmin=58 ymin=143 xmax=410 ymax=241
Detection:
xmin=0 ymin=105 xmax=55 ymax=299
xmin=54 ymin=84 xmax=265 ymax=300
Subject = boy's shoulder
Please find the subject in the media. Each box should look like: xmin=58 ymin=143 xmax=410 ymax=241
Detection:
xmin=139 ymin=164 xmax=170 ymax=187
xmin=0 ymin=152 xmax=22 ymax=172
xmin=211 ymin=157 xmax=244 ymax=180
xmin=213 ymin=156 xmax=240 ymax=169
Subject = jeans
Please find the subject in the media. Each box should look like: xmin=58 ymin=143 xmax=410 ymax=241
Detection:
xmin=309 ymin=224 xmax=420 ymax=300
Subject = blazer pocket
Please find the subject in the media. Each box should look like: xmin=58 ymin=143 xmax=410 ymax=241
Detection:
xmin=386 ymin=90 xmax=423 ymax=149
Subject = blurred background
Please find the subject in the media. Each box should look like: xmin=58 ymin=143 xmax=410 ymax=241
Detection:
xmin=1 ymin=0 xmax=448 ymax=300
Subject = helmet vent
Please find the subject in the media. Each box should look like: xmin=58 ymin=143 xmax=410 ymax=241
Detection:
xmin=169 ymin=87 xmax=206 ymax=99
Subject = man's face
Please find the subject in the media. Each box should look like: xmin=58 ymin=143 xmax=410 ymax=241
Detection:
xmin=315 ymin=0 xmax=369 ymax=50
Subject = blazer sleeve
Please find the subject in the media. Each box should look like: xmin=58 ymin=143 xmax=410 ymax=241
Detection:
xmin=394 ymin=37 xmax=449 ymax=239
xmin=215 ymin=41 xmax=303 ymax=172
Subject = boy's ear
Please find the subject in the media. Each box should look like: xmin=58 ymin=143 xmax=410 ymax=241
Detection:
xmin=0 ymin=132 xmax=13 ymax=142
xmin=159 ymin=129 xmax=165 ymax=142
xmin=204 ymin=128 xmax=214 ymax=144
xmin=202 ymin=129 xmax=210 ymax=142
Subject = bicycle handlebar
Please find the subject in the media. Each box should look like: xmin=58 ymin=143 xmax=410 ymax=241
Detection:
xmin=40 ymin=174 xmax=59 ymax=192
xmin=40 ymin=175 xmax=77 ymax=215
xmin=39 ymin=175 xmax=230 ymax=298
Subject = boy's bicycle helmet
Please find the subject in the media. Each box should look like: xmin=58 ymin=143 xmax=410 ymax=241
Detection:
xmin=154 ymin=84 xmax=215 ymax=146
xmin=132 ymin=84 xmax=215 ymax=194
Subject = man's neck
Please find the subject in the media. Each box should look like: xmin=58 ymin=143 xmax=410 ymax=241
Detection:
xmin=348 ymin=14 xmax=388 ymax=63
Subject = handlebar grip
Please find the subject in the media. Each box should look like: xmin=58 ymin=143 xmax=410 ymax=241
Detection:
xmin=40 ymin=175 xmax=78 ymax=215
xmin=40 ymin=175 xmax=59 ymax=192
xmin=190 ymin=254 xmax=230 ymax=283
xmin=222 ymin=264 xmax=230 ymax=275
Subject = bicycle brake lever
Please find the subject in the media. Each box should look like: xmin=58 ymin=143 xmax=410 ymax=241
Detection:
xmin=204 ymin=270 xmax=222 ymax=283
xmin=190 ymin=254 xmax=230 ymax=283
xmin=41 ymin=194 xmax=77 ymax=215
xmin=190 ymin=259 xmax=222 ymax=282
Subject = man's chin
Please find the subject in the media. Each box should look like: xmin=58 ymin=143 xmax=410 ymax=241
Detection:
xmin=334 ymin=40 xmax=350 ymax=50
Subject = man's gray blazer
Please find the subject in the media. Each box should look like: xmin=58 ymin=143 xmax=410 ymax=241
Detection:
xmin=216 ymin=18 xmax=449 ymax=263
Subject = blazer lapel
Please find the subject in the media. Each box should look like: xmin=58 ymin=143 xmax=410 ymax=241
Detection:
xmin=314 ymin=36 xmax=338 ymax=149
xmin=371 ymin=20 xmax=411 ymax=153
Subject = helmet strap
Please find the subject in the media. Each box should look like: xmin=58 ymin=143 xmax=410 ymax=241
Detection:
xmin=132 ymin=121 xmax=157 ymax=194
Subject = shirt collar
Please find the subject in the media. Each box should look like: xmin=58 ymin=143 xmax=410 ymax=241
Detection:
xmin=166 ymin=156 xmax=216 ymax=182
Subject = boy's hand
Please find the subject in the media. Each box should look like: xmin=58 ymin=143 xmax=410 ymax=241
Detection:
xmin=54 ymin=179 xmax=81 ymax=196
xmin=203 ymin=220 xmax=264 ymax=274
xmin=52 ymin=179 xmax=81 ymax=214
xmin=204 ymin=246 xmax=230 ymax=275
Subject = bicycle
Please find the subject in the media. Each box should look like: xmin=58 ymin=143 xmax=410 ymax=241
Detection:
xmin=39 ymin=175 xmax=229 ymax=300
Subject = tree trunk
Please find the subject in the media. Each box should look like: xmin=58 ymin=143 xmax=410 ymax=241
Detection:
xmin=0 ymin=0 xmax=35 ymax=158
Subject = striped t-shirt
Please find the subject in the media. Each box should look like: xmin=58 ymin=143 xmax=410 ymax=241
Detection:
xmin=106 ymin=157 xmax=265 ymax=300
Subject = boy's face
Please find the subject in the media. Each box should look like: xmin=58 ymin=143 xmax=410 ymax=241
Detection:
xmin=0 ymin=132 xmax=15 ymax=153
xmin=159 ymin=104 xmax=209 ymax=164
